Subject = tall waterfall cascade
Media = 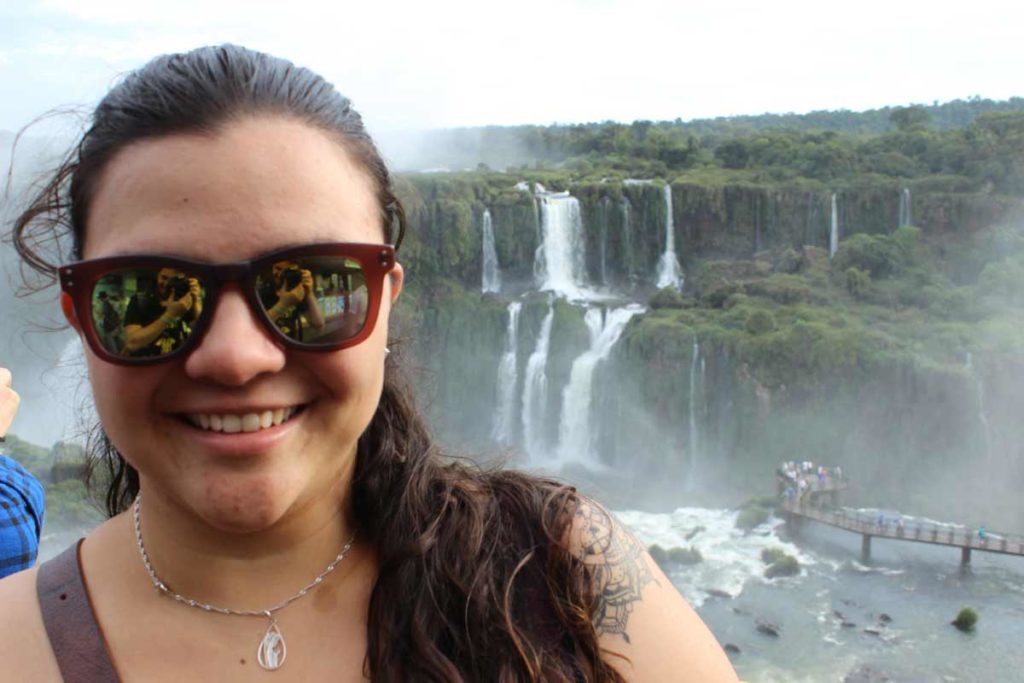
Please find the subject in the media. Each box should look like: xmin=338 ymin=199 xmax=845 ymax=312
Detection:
xmin=899 ymin=187 xmax=912 ymax=226
xmin=686 ymin=337 xmax=702 ymax=489
xmin=655 ymin=184 xmax=683 ymax=290
xmin=481 ymin=208 xmax=501 ymax=294
xmin=521 ymin=305 xmax=555 ymax=461
xmin=829 ymin=193 xmax=839 ymax=258
xmin=555 ymin=305 xmax=643 ymax=466
xmin=491 ymin=302 xmax=522 ymax=444
xmin=965 ymin=352 xmax=994 ymax=465
xmin=534 ymin=192 xmax=588 ymax=299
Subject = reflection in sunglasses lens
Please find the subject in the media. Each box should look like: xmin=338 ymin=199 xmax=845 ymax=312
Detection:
xmin=90 ymin=268 xmax=205 ymax=358
xmin=257 ymin=256 xmax=368 ymax=345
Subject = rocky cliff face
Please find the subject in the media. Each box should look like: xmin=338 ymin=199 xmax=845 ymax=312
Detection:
xmin=395 ymin=172 xmax=1024 ymax=526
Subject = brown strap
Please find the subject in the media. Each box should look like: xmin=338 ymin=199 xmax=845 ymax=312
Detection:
xmin=37 ymin=540 xmax=120 ymax=682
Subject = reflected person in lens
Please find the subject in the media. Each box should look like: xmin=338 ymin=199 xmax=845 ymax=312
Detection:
xmin=122 ymin=268 xmax=202 ymax=356
xmin=265 ymin=260 xmax=325 ymax=342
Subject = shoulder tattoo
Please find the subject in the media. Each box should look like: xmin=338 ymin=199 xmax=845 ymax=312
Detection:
xmin=570 ymin=501 xmax=658 ymax=643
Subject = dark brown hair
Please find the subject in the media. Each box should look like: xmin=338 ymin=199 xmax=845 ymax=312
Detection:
xmin=11 ymin=45 xmax=625 ymax=682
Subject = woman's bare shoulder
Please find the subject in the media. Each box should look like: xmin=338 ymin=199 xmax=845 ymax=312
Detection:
xmin=0 ymin=566 xmax=64 ymax=681
xmin=564 ymin=497 xmax=739 ymax=682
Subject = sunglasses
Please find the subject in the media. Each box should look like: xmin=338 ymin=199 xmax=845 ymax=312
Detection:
xmin=59 ymin=242 xmax=397 ymax=365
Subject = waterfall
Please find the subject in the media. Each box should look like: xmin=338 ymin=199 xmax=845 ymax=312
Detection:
xmin=622 ymin=198 xmax=633 ymax=284
xmin=599 ymin=196 xmax=610 ymax=286
xmin=491 ymin=301 xmax=522 ymax=444
xmin=533 ymin=192 xmax=587 ymax=299
xmin=965 ymin=352 xmax=994 ymax=464
xmin=655 ymin=184 xmax=683 ymax=290
xmin=686 ymin=337 xmax=701 ymax=489
xmin=556 ymin=305 xmax=642 ymax=466
xmin=899 ymin=187 xmax=912 ymax=226
xmin=829 ymin=193 xmax=839 ymax=258
xmin=481 ymin=208 xmax=501 ymax=294
xmin=522 ymin=305 xmax=555 ymax=461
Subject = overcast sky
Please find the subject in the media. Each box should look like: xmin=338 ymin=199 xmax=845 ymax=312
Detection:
xmin=2 ymin=0 xmax=1023 ymax=137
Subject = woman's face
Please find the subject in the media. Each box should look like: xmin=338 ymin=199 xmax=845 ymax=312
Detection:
xmin=79 ymin=117 xmax=403 ymax=532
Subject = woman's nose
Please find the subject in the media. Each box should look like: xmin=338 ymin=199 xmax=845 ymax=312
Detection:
xmin=183 ymin=285 xmax=286 ymax=385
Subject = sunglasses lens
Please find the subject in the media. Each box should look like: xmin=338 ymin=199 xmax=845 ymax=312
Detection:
xmin=256 ymin=255 xmax=370 ymax=346
xmin=90 ymin=267 xmax=207 ymax=359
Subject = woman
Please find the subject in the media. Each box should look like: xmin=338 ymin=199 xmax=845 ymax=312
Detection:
xmin=1 ymin=46 xmax=737 ymax=681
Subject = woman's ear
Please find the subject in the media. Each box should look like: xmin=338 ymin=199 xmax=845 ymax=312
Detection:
xmin=388 ymin=263 xmax=404 ymax=304
xmin=60 ymin=292 xmax=81 ymax=332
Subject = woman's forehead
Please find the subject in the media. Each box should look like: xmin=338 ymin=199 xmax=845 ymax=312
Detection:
xmin=82 ymin=117 xmax=383 ymax=260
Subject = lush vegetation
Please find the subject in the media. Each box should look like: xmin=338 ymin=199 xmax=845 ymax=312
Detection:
xmin=400 ymin=99 xmax=1024 ymax=198
xmin=2 ymin=434 xmax=101 ymax=528
xmin=952 ymin=607 xmax=979 ymax=632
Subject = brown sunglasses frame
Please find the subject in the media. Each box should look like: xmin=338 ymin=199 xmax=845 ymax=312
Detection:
xmin=59 ymin=242 xmax=397 ymax=366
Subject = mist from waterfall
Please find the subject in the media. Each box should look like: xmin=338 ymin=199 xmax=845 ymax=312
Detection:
xmin=899 ymin=187 xmax=912 ymax=226
xmin=829 ymin=193 xmax=839 ymax=258
xmin=481 ymin=208 xmax=501 ymax=294
xmin=521 ymin=305 xmax=555 ymax=461
xmin=556 ymin=305 xmax=642 ymax=467
xmin=655 ymin=184 xmax=683 ymax=289
xmin=686 ymin=337 xmax=702 ymax=489
xmin=534 ymin=193 xmax=587 ymax=299
xmin=491 ymin=301 xmax=522 ymax=445
xmin=965 ymin=352 xmax=994 ymax=465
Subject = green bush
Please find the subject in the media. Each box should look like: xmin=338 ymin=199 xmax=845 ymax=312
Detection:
xmin=736 ymin=506 xmax=771 ymax=531
xmin=952 ymin=607 xmax=978 ymax=632
xmin=745 ymin=309 xmax=777 ymax=335
xmin=844 ymin=267 xmax=872 ymax=299
xmin=760 ymin=547 xmax=788 ymax=565
xmin=764 ymin=554 xmax=801 ymax=578
xmin=650 ymin=287 xmax=688 ymax=309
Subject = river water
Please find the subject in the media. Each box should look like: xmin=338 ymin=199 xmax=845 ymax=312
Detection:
xmin=621 ymin=507 xmax=1024 ymax=682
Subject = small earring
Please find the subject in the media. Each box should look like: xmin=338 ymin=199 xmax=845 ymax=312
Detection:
xmin=384 ymin=347 xmax=391 ymax=357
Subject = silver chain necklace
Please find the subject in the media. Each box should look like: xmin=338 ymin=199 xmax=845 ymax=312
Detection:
xmin=132 ymin=495 xmax=355 ymax=671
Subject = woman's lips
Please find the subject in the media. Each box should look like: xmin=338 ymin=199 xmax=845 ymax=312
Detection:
xmin=174 ymin=405 xmax=307 ymax=455
xmin=186 ymin=406 xmax=300 ymax=433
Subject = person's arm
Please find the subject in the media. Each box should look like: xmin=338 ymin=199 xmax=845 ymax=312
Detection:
xmin=0 ymin=367 xmax=18 ymax=439
xmin=123 ymin=294 xmax=192 ymax=352
xmin=300 ymin=269 xmax=325 ymax=329
xmin=567 ymin=499 xmax=739 ymax=682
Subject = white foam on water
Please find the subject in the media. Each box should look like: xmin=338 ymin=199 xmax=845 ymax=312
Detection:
xmin=616 ymin=508 xmax=813 ymax=607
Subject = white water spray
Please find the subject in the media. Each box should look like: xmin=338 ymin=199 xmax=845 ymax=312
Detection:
xmin=656 ymin=184 xmax=683 ymax=289
xmin=556 ymin=306 xmax=642 ymax=467
xmin=899 ymin=187 xmax=912 ymax=227
xmin=522 ymin=305 xmax=555 ymax=461
xmin=491 ymin=302 xmax=522 ymax=444
xmin=687 ymin=337 xmax=701 ymax=489
xmin=534 ymin=193 xmax=587 ymax=298
xmin=481 ymin=208 xmax=501 ymax=294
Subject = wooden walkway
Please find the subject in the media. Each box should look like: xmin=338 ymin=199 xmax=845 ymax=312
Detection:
xmin=777 ymin=471 xmax=1024 ymax=564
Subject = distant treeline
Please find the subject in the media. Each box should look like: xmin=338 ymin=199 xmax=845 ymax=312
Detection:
xmin=395 ymin=98 xmax=1024 ymax=194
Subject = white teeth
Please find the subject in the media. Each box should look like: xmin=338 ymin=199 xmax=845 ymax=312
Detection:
xmin=188 ymin=407 xmax=301 ymax=433
xmin=241 ymin=413 xmax=262 ymax=433
xmin=222 ymin=415 xmax=242 ymax=433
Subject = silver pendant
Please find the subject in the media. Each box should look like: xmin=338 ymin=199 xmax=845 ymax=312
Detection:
xmin=257 ymin=616 xmax=287 ymax=671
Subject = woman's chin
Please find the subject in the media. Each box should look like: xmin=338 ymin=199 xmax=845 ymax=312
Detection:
xmin=181 ymin=477 xmax=304 ymax=534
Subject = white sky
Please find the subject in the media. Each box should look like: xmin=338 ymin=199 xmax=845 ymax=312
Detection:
xmin=1 ymin=0 xmax=1023 ymax=136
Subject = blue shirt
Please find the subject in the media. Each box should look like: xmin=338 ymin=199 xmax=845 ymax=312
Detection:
xmin=0 ymin=454 xmax=45 ymax=578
